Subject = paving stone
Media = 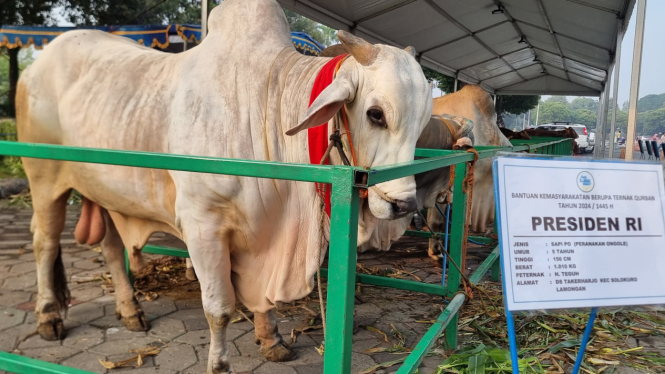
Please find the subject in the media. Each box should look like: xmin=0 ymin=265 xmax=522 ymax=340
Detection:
xmin=354 ymin=303 xmax=383 ymax=317
xmin=174 ymin=298 xmax=202 ymax=310
xmin=147 ymin=317 xmax=186 ymax=341
xmin=115 ymin=368 xmax=177 ymax=374
xmin=290 ymin=334 xmax=317 ymax=349
xmin=154 ymin=343 xmax=197 ymax=371
xmin=232 ymin=356 xmax=265 ymax=373
xmin=62 ymin=325 xmax=105 ymax=350
xmin=636 ymin=336 xmax=665 ymax=349
xmin=352 ymin=352 xmax=377 ymax=373
xmin=0 ymin=240 xmax=31 ymax=249
xmin=8 ymin=261 xmax=36 ymax=274
xmin=175 ymin=329 xmax=211 ymax=345
xmin=90 ymin=337 xmax=164 ymax=356
xmin=0 ymin=259 xmax=22 ymax=266
xmin=255 ymin=362 xmax=298 ymax=374
xmin=73 ymin=258 xmax=105 ymax=270
xmin=181 ymin=361 xmax=207 ymax=374
xmin=70 ymin=285 xmax=104 ymax=302
xmin=90 ymin=294 xmax=117 ymax=304
xmin=60 ymin=352 xmax=107 ymax=374
xmin=229 ymin=319 xmax=255 ymax=332
xmin=3 ymin=272 xmax=36 ymax=290
xmin=0 ymin=290 xmax=31 ymax=307
xmin=194 ymin=342 xmax=240 ymax=362
xmin=74 ymin=250 xmax=103 ymax=259
xmin=21 ymin=345 xmax=80 ymax=363
xmin=66 ymin=302 xmax=105 ymax=324
xmin=282 ymin=347 xmax=324 ymax=367
xmin=140 ymin=298 xmax=177 ymax=320
xmin=90 ymin=314 xmax=124 ymax=329
xmin=0 ymin=307 xmax=25 ymax=330
xmin=17 ymin=331 xmax=62 ymax=349
xmin=294 ymin=363 xmax=323 ymax=374
xmin=105 ymin=326 xmax=147 ymax=341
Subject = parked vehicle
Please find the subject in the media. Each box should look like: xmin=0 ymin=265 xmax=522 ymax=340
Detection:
xmin=537 ymin=122 xmax=592 ymax=154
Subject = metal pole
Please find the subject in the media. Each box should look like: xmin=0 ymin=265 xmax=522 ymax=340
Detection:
xmin=593 ymin=73 xmax=611 ymax=158
xmin=201 ymin=0 xmax=208 ymax=40
xmin=453 ymin=74 xmax=458 ymax=92
xmin=608 ymin=20 xmax=624 ymax=158
xmin=527 ymin=109 xmax=531 ymax=128
xmin=493 ymin=94 xmax=497 ymax=107
xmin=535 ymin=102 xmax=540 ymax=126
xmin=572 ymin=308 xmax=599 ymax=374
xmin=625 ymin=0 xmax=648 ymax=161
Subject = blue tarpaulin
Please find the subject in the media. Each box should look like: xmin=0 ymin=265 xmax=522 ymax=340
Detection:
xmin=0 ymin=24 xmax=325 ymax=56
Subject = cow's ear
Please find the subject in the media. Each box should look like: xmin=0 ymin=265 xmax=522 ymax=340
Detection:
xmin=286 ymin=78 xmax=354 ymax=136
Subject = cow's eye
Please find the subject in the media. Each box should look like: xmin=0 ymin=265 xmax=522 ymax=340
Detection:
xmin=367 ymin=107 xmax=387 ymax=128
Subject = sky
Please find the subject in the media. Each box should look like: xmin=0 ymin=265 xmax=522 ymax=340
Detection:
xmin=49 ymin=2 xmax=663 ymax=106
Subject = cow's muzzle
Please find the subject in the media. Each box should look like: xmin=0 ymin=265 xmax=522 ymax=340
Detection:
xmin=391 ymin=198 xmax=418 ymax=218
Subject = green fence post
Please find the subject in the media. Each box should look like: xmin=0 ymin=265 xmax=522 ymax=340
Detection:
xmin=444 ymin=162 xmax=468 ymax=350
xmin=323 ymin=167 xmax=360 ymax=374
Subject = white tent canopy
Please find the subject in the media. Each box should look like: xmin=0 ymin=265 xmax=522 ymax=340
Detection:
xmin=277 ymin=0 xmax=636 ymax=96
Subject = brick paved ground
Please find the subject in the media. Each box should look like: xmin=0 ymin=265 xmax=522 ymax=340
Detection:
xmin=0 ymin=206 xmax=661 ymax=374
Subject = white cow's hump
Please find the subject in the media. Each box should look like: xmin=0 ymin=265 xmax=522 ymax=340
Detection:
xmin=207 ymin=0 xmax=292 ymax=54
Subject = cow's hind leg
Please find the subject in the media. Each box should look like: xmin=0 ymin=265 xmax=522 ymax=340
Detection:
xmin=30 ymin=189 xmax=70 ymax=341
xmin=254 ymin=310 xmax=295 ymax=362
xmin=100 ymin=212 xmax=149 ymax=331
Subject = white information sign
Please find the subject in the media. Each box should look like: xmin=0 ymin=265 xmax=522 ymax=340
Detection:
xmin=494 ymin=156 xmax=665 ymax=311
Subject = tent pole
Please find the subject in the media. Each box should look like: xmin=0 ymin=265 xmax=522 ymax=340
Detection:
xmin=625 ymin=0 xmax=647 ymax=161
xmin=453 ymin=74 xmax=458 ymax=92
xmin=593 ymin=70 xmax=611 ymax=158
xmin=608 ymin=20 xmax=624 ymax=159
xmin=535 ymin=102 xmax=540 ymax=126
xmin=202 ymin=0 xmax=208 ymax=40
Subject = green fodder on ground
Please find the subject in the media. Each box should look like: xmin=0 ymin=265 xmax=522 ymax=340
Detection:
xmin=434 ymin=282 xmax=665 ymax=374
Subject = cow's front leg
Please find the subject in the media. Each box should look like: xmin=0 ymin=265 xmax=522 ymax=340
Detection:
xmin=181 ymin=217 xmax=236 ymax=374
xmin=254 ymin=310 xmax=295 ymax=362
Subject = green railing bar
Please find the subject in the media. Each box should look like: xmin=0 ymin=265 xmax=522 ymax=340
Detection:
xmin=0 ymin=351 xmax=93 ymax=374
xmin=143 ymin=245 xmax=190 ymax=258
xmin=0 ymin=141 xmax=339 ymax=184
xmin=469 ymin=245 xmax=500 ymax=285
xmin=367 ymin=153 xmax=473 ymax=185
xmin=395 ymin=293 xmax=466 ymax=374
xmin=319 ymin=268 xmax=448 ymax=296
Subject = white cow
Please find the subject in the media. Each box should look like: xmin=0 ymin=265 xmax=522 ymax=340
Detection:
xmin=17 ymin=0 xmax=432 ymax=372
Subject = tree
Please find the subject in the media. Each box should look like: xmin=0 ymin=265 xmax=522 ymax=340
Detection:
xmin=571 ymin=97 xmax=598 ymax=112
xmin=0 ymin=0 xmax=57 ymax=116
xmin=538 ymin=102 xmax=574 ymax=125
xmin=283 ymin=9 xmax=337 ymax=47
xmin=60 ymin=0 xmax=218 ymax=25
xmin=545 ymin=96 xmax=568 ymax=104
xmin=574 ymin=108 xmax=596 ymax=129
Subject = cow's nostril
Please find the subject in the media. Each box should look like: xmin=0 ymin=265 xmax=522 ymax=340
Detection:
xmin=391 ymin=199 xmax=418 ymax=217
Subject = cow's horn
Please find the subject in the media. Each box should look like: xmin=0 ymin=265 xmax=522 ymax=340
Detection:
xmin=404 ymin=46 xmax=417 ymax=58
xmin=337 ymin=30 xmax=378 ymax=66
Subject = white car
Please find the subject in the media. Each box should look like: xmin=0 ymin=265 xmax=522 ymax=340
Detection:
xmin=538 ymin=122 xmax=592 ymax=154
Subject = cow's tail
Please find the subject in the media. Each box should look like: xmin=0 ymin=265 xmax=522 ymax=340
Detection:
xmin=53 ymin=245 xmax=71 ymax=312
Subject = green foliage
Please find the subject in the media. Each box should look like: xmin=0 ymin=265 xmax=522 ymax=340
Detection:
xmin=283 ymin=9 xmax=337 ymax=47
xmin=537 ymin=102 xmax=575 ymax=125
xmin=545 ymin=96 xmax=568 ymax=104
xmin=0 ymin=120 xmax=24 ymax=178
xmin=59 ymin=0 xmax=220 ymax=25
xmin=437 ymin=344 xmax=544 ymax=374
xmin=499 ymin=95 xmax=540 ymax=115
xmin=571 ymin=97 xmax=598 ymax=112
xmin=636 ymin=93 xmax=665 ymax=113
xmin=0 ymin=49 xmax=35 ymax=116
xmin=1 ymin=0 xmax=56 ymax=25
xmin=574 ymin=108 xmax=597 ymax=128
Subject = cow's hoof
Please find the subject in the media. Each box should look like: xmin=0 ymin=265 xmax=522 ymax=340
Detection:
xmin=123 ymin=311 xmax=150 ymax=331
xmin=37 ymin=318 xmax=65 ymax=341
xmin=260 ymin=341 xmax=295 ymax=362
xmin=185 ymin=267 xmax=198 ymax=281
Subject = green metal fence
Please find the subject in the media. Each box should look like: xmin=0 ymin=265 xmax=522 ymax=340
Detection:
xmin=0 ymin=137 xmax=572 ymax=374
